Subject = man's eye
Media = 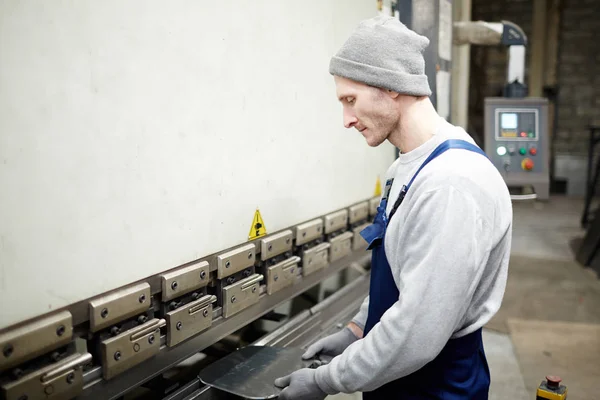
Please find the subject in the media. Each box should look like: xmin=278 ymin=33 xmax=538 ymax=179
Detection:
xmin=346 ymin=97 xmax=355 ymax=104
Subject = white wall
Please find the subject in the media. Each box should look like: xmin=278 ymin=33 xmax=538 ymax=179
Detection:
xmin=0 ymin=1 xmax=395 ymax=329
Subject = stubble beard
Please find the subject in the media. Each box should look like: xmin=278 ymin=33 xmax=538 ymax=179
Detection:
xmin=371 ymin=106 xmax=401 ymax=147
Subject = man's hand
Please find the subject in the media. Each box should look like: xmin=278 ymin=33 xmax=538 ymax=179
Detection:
xmin=302 ymin=325 xmax=360 ymax=360
xmin=274 ymin=368 xmax=327 ymax=400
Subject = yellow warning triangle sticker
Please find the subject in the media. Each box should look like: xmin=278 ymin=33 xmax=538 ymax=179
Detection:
xmin=248 ymin=208 xmax=267 ymax=240
xmin=374 ymin=176 xmax=382 ymax=197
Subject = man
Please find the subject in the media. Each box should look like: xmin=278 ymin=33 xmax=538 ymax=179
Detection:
xmin=274 ymin=15 xmax=512 ymax=399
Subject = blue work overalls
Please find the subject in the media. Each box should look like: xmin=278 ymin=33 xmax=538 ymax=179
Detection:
xmin=360 ymin=139 xmax=491 ymax=399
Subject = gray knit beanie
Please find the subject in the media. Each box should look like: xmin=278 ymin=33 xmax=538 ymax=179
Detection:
xmin=329 ymin=15 xmax=432 ymax=97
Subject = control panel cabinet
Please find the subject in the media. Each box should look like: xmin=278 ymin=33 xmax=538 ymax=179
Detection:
xmin=484 ymin=97 xmax=550 ymax=200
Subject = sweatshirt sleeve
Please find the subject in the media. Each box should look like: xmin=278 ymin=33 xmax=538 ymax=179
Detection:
xmin=350 ymin=296 xmax=369 ymax=331
xmin=315 ymin=184 xmax=491 ymax=394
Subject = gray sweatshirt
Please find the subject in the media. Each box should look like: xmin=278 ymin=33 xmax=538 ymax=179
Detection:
xmin=315 ymin=118 xmax=513 ymax=394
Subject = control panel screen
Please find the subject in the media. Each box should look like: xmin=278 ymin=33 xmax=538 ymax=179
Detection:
xmin=496 ymin=109 xmax=538 ymax=141
xmin=501 ymin=113 xmax=518 ymax=129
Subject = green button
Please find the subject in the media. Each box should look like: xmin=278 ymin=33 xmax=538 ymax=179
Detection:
xmin=519 ymin=148 xmax=527 ymax=155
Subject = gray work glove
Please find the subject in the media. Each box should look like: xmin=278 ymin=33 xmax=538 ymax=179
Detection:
xmin=302 ymin=327 xmax=358 ymax=360
xmin=274 ymin=368 xmax=328 ymax=400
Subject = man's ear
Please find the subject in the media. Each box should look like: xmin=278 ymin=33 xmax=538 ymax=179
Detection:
xmin=386 ymin=89 xmax=400 ymax=99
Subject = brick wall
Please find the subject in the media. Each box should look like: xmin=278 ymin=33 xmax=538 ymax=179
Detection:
xmin=555 ymin=0 xmax=600 ymax=156
xmin=468 ymin=0 xmax=600 ymax=158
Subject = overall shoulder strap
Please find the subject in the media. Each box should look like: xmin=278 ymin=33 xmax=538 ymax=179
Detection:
xmin=387 ymin=139 xmax=487 ymax=223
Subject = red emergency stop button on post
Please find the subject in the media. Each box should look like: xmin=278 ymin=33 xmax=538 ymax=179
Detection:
xmin=530 ymin=147 xmax=537 ymax=156
xmin=546 ymin=376 xmax=562 ymax=389
xmin=521 ymin=158 xmax=534 ymax=171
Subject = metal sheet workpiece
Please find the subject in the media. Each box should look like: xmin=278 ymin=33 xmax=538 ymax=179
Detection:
xmin=198 ymin=346 xmax=317 ymax=399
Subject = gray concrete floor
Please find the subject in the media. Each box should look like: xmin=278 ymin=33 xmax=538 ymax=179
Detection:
xmin=482 ymin=330 xmax=529 ymax=400
xmin=496 ymin=197 xmax=600 ymax=399
xmin=328 ymin=196 xmax=600 ymax=399
xmin=511 ymin=196 xmax=587 ymax=262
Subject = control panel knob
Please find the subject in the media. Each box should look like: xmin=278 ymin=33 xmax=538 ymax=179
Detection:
xmin=521 ymin=158 xmax=534 ymax=171
xmin=519 ymin=147 xmax=527 ymax=156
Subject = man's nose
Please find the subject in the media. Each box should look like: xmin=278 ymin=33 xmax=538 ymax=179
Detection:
xmin=343 ymin=109 xmax=358 ymax=129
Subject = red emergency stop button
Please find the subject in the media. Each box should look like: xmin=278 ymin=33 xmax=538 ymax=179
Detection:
xmin=546 ymin=376 xmax=562 ymax=389
xmin=521 ymin=158 xmax=534 ymax=171
xmin=530 ymin=147 xmax=537 ymax=156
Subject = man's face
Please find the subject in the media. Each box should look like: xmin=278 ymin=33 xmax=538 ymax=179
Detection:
xmin=334 ymin=76 xmax=399 ymax=147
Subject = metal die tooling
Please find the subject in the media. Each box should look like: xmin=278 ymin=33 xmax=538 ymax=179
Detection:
xmin=88 ymin=283 xmax=152 ymax=333
xmin=324 ymin=210 xmax=348 ymax=236
xmin=160 ymin=261 xmax=211 ymax=302
xmin=0 ymin=311 xmax=73 ymax=373
xmin=256 ymin=230 xmax=300 ymax=295
xmin=100 ymin=318 xmax=166 ymax=380
xmin=348 ymin=201 xmax=371 ymax=252
xmin=215 ymin=243 xmax=262 ymax=318
xmin=0 ymin=311 xmax=86 ymax=400
xmin=216 ymin=244 xmax=256 ymax=280
xmin=352 ymin=223 xmax=370 ymax=252
xmin=0 ymin=198 xmax=378 ymax=400
xmin=1 ymin=353 xmax=92 ymax=400
xmin=165 ymin=295 xmax=217 ymax=347
xmin=301 ymin=243 xmax=331 ymax=276
xmin=329 ymin=232 xmax=355 ymax=262
xmin=295 ymin=218 xmax=329 ymax=277
xmin=348 ymin=202 xmax=369 ymax=226
xmin=324 ymin=210 xmax=353 ymax=263
xmin=260 ymin=230 xmax=293 ymax=261
xmin=295 ymin=219 xmax=324 ymax=247
xmin=265 ymin=257 xmax=301 ymax=295
xmin=221 ymin=274 xmax=264 ymax=318
xmin=159 ymin=261 xmax=215 ymax=347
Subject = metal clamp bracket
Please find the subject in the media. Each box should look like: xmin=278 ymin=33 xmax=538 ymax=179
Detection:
xmin=217 ymin=244 xmax=256 ymax=279
xmin=295 ymin=219 xmax=323 ymax=246
xmin=266 ymin=256 xmax=301 ymax=295
xmin=260 ymin=230 xmax=293 ymax=261
xmin=324 ymin=210 xmax=348 ymax=234
xmin=349 ymin=202 xmax=369 ymax=224
xmin=89 ymin=283 xmax=151 ymax=333
xmin=0 ymin=311 xmax=73 ymax=373
xmin=165 ymin=295 xmax=217 ymax=347
xmin=160 ymin=261 xmax=210 ymax=302
xmin=352 ymin=223 xmax=370 ymax=252
xmin=222 ymin=274 xmax=263 ymax=318
xmin=1 ymin=352 xmax=92 ymax=400
xmin=329 ymin=231 xmax=354 ymax=262
xmin=100 ymin=318 xmax=166 ymax=380
xmin=302 ymin=243 xmax=330 ymax=276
